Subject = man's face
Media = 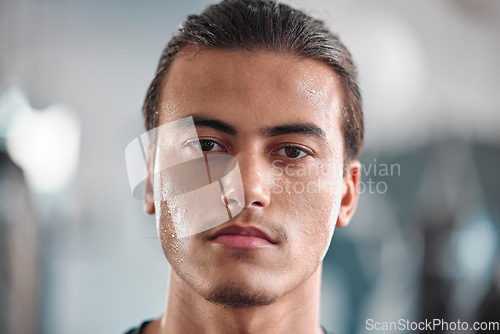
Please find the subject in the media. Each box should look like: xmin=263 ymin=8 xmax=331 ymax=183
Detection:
xmin=149 ymin=48 xmax=350 ymax=306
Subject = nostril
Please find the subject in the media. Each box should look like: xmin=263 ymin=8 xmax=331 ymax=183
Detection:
xmin=251 ymin=201 xmax=264 ymax=208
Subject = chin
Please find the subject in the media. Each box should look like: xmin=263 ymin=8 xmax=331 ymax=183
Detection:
xmin=203 ymin=278 xmax=281 ymax=308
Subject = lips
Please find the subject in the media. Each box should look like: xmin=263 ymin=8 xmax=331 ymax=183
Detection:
xmin=208 ymin=224 xmax=277 ymax=248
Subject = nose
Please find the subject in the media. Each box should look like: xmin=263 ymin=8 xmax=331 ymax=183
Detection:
xmin=226 ymin=151 xmax=271 ymax=210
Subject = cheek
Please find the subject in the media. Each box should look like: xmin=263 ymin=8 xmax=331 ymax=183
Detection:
xmin=154 ymin=200 xmax=194 ymax=268
xmin=154 ymin=201 xmax=178 ymax=257
xmin=271 ymin=164 xmax=343 ymax=260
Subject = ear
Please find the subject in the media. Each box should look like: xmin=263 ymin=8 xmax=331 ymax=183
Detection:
xmin=336 ymin=159 xmax=361 ymax=228
xmin=144 ymin=148 xmax=156 ymax=215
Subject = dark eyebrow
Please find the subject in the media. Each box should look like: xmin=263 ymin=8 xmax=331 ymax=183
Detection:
xmin=191 ymin=115 xmax=237 ymax=136
xmin=189 ymin=114 xmax=326 ymax=141
xmin=261 ymin=123 xmax=327 ymax=141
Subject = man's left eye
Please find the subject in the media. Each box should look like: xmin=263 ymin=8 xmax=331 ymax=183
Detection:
xmin=274 ymin=146 xmax=309 ymax=159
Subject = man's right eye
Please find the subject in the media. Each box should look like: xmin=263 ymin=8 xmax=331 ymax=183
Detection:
xmin=185 ymin=139 xmax=227 ymax=153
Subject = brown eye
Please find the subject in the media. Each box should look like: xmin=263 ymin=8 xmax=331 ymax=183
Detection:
xmin=199 ymin=140 xmax=216 ymax=152
xmin=185 ymin=139 xmax=226 ymax=153
xmin=275 ymin=146 xmax=309 ymax=159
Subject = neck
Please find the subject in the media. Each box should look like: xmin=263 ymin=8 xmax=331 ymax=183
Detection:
xmin=148 ymin=265 xmax=324 ymax=334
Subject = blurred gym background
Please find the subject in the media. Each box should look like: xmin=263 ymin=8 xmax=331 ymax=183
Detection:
xmin=1 ymin=0 xmax=499 ymax=333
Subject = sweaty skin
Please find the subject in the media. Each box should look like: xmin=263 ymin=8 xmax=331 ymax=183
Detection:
xmin=144 ymin=48 xmax=360 ymax=334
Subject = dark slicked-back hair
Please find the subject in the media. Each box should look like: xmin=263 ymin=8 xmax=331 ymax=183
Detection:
xmin=143 ymin=0 xmax=363 ymax=161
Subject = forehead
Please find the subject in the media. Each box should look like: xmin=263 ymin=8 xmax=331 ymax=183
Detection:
xmin=159 ymin=48 xmax=344 ymax=141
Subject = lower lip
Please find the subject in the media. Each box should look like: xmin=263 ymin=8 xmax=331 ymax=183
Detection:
xmin=212 ymin=235 xmax=272 ymax=249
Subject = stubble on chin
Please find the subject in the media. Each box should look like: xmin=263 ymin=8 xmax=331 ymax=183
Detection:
xmin=203 ymin=279 xmax=280 ymax=308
